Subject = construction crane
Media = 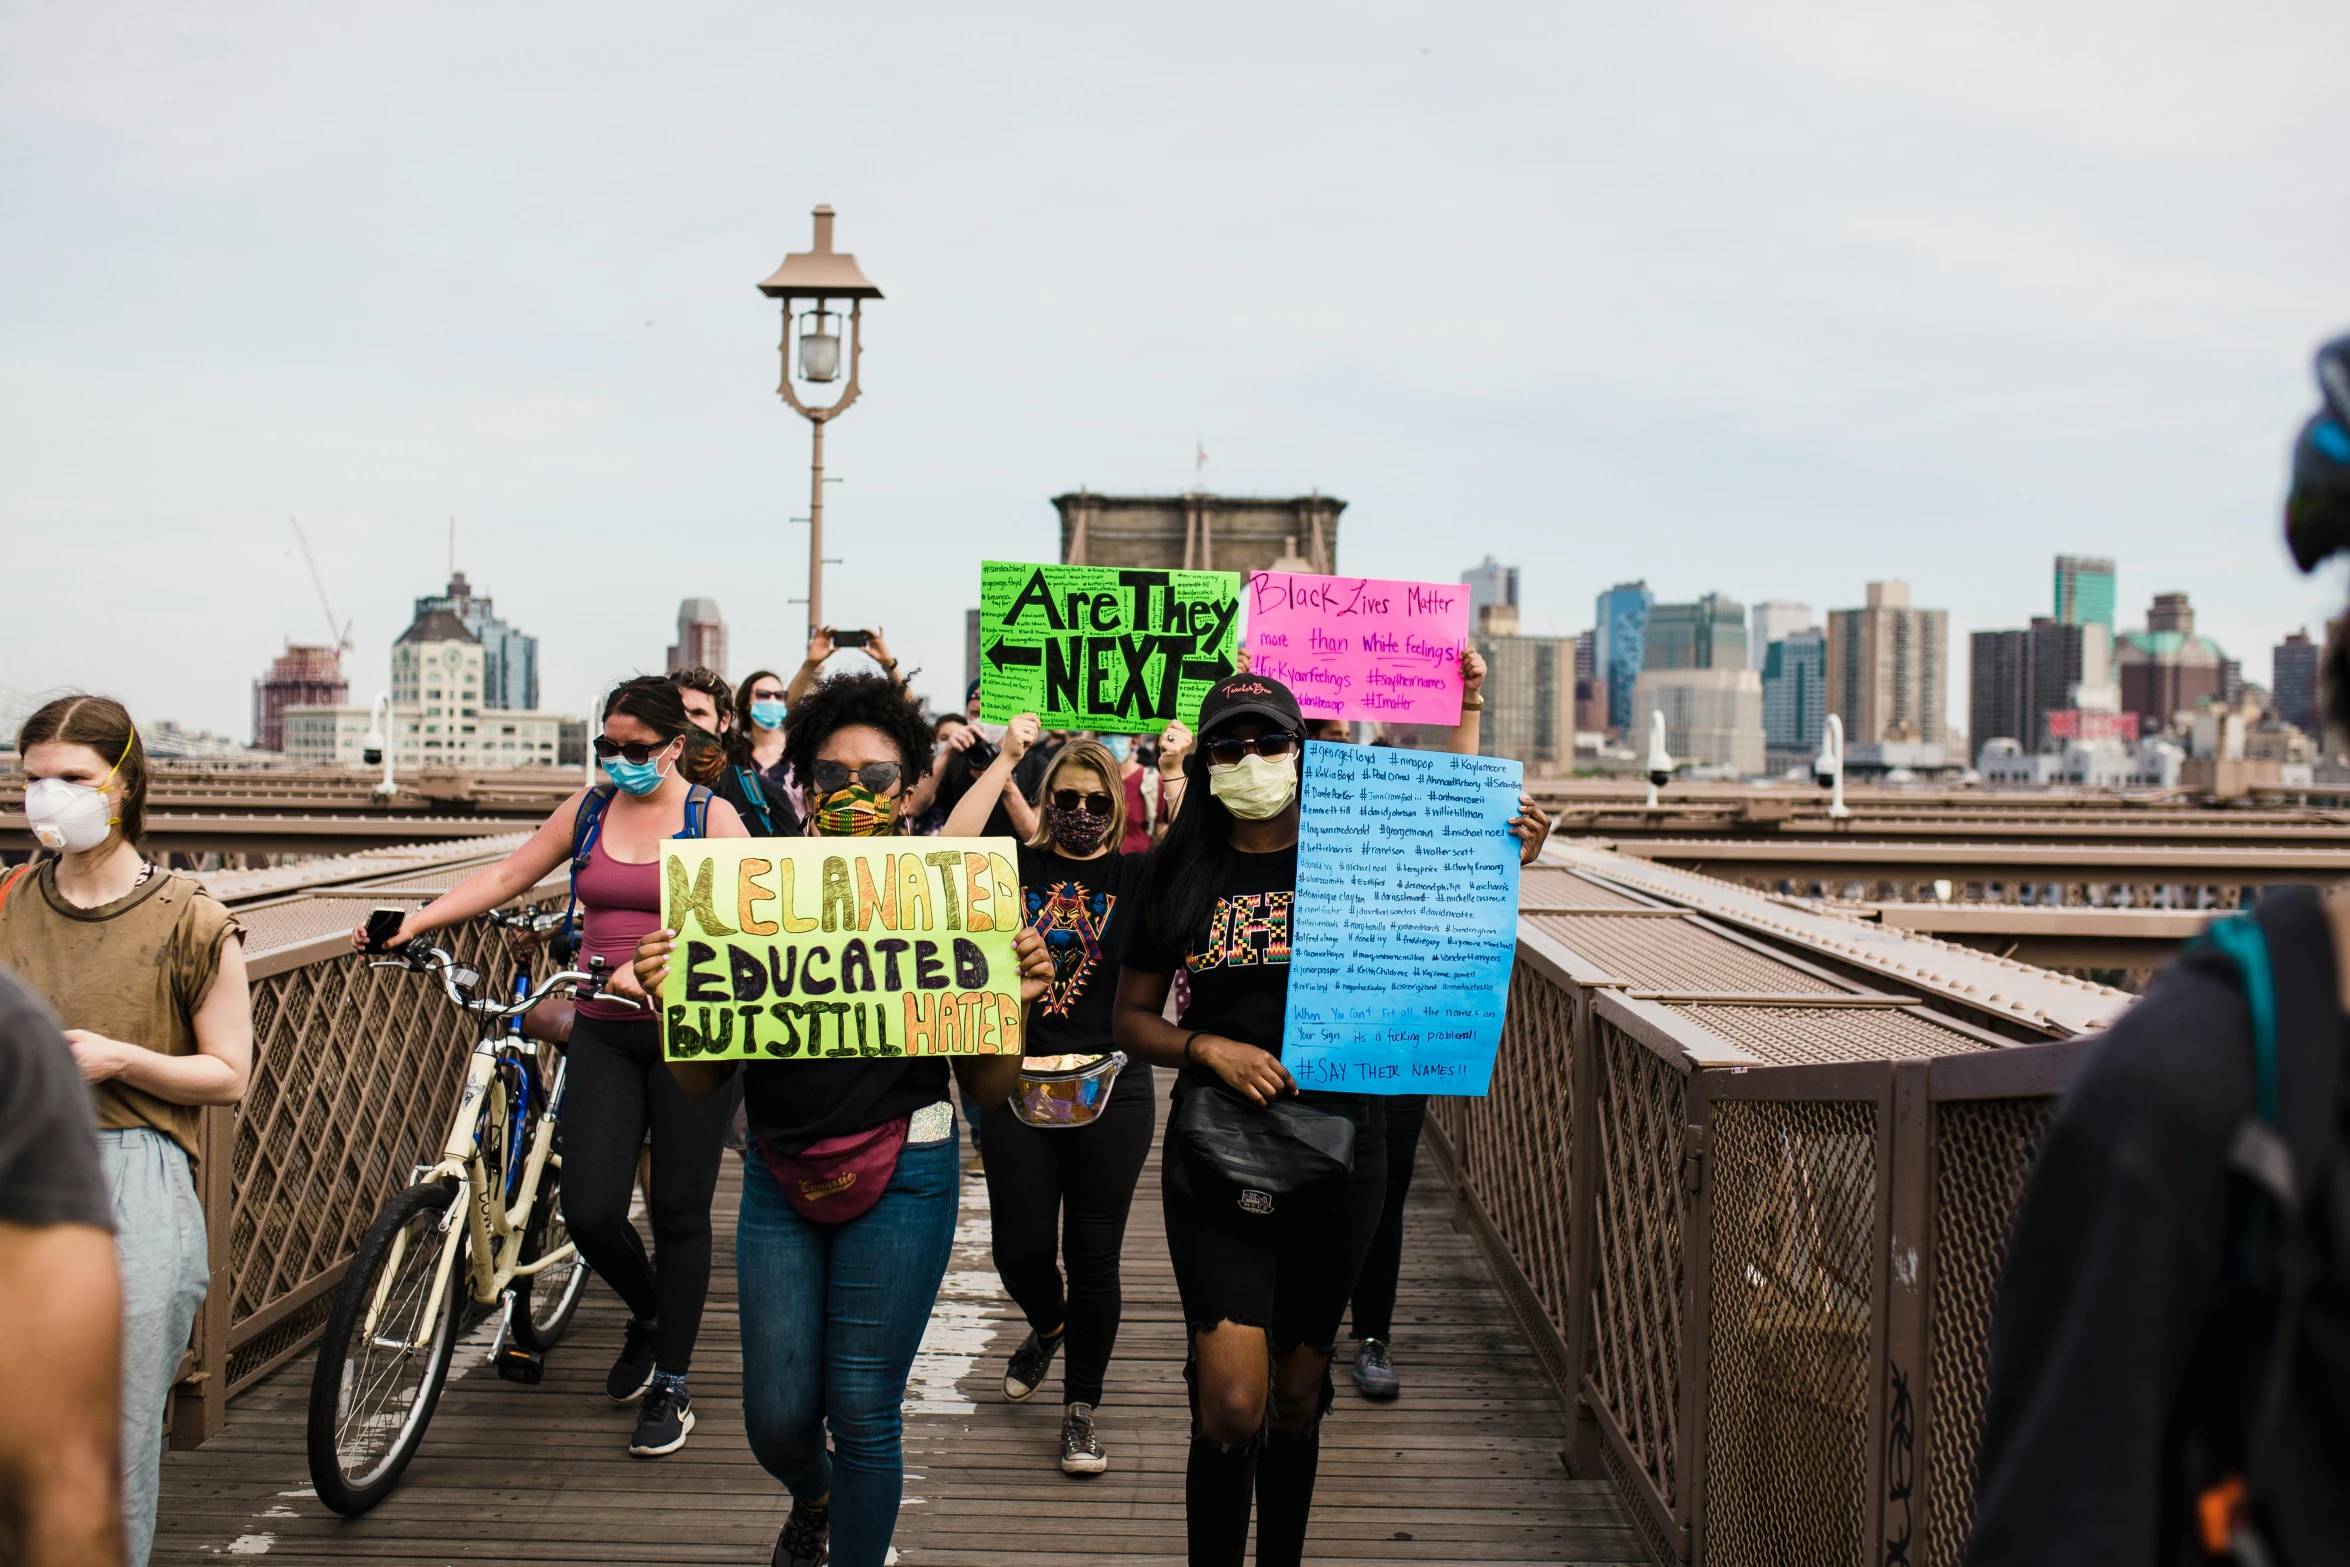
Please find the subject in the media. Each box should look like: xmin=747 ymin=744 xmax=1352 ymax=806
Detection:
xmin=288 ymin=517 xmax=353 ymax=653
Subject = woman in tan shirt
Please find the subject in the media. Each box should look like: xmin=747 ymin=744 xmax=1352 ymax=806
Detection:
xmin=0 ymin=696 xmax=251 ymax=1567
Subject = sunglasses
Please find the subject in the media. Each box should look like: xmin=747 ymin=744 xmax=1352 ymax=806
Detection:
xmin=810 ymin=759 xmax=903 ymax=796
xmin=1051 ymin=789 xmax=1116 ymax=815
xmin=1202 ymin=732 xmax=1301 ymax=768
xmin=593 ymin=735 xmax=677 ymax=765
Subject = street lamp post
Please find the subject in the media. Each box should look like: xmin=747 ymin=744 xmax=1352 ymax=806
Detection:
xmin=758 ymin=205 xmax=884 ymax=638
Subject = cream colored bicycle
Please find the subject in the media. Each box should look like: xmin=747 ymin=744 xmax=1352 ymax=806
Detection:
xmin=304 ymin=908 xmax=632 ymax=1515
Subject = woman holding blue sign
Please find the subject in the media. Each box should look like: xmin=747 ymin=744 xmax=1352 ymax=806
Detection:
xmin=944 ymin=709 xmax=1190 ymax=1478
xmin=627 ymin=671 xmax=1053 ymax=1567
xmin=1113 ymin=669 xmax=1548 ymax=1567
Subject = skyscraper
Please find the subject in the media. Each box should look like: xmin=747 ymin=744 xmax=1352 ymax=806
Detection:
xmin=1825 ymin=581 xmax=1947 ymax=745
xmin=1763 ymin=629 xmax=1826 ymax=755
xmin=1969 ymin=628 xmax=2031 ymax=750
xmin=1461 ymin=556 xmax=1519 ymax=627
xmin=251 ymin=642 xmax=347 ymax=751
xmin=2117 ymin=591 xmax=2227 ymax=732
xmin=2054 ymin=555 xmax=2117 ymax=632
xmin=667 ymin=599 xmax=728 ymax=679
xmin=2275 ymin=630 xmax=2320 ymax=735
xmin=1642 ymin=593 xmax=1748 ymax=674
xmin=1592 ymin=581 xmax=1652 ymax=735
xmin=1748 ymin=601 xmax=1812 ymax=671
xmin=411 ymin=572 xmax=540 ymax=711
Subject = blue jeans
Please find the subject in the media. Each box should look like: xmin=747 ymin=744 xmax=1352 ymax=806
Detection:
xmin=99 ymin=1129 xmax=208 ymax=1567
xmin=738 ymin=1133 xmax=958 ymax=1567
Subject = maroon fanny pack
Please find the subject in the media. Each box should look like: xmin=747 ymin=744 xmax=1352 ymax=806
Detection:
xmin=756 ymin=1117 xmax=909 ymax=1224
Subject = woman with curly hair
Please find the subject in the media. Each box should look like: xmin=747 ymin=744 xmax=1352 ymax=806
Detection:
xmin=629 ymin=672 xmax=1053 ymax=1567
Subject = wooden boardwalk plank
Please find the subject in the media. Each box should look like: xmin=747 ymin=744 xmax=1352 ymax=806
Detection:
xmin=155 ymin=1079 xmax=1643 ymax=1565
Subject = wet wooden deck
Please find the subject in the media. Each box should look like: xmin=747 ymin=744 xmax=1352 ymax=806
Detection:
xmin=155 ymin=1079 xmax=1644 ymax=1567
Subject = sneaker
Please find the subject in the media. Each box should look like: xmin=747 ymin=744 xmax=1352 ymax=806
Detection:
xmin=628 ymin=1380 xmax=696 ymax=1457
xmin=771 ymin=1498 xmax=830 ymax=1566
xmin=1059 ymin=1403 xmax=1109 ymax=1475
xmin=1002 ymin=1327 xmax=1063 ymax=1402
xmin=1352 ymin=1337 xmax=1400 ymax=1400
xmin=606 ymin=1317 xmax=658 ymax=1404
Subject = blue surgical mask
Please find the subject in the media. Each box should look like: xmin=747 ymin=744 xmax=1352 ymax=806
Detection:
xmin=604 ymin=755 xmax=668 ymax=796
xmin=749 ymin=699 xmax=787 ymax=730
xmin=1103 ymin=735 xmax=1131 ymax=762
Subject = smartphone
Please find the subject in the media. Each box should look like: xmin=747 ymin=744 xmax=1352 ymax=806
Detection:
xmin=832 ymin=628 xmax=871 ymax=649
xmin=364 ymin=907 xmax=407 ymax=953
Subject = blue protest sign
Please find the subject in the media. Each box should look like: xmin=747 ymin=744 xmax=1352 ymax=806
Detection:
xmin=1282 ymin=741 xmax=1522 ymax=1095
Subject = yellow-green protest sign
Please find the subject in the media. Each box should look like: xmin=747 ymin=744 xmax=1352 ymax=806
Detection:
xmin=659 ymin=838 xmax=1025 ymax=1062
xmin=978 ymin=560 xmax=1242 ymax=733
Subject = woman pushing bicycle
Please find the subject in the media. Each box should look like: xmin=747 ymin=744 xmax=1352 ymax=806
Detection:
xmin=353 ymin=675 xmax=747 ymax=1459
xmin=627 ymin=670 xmax=1054 ymax=1567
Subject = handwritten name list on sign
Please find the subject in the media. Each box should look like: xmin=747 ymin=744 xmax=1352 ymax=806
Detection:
xmin=658 ymin=839 xmax=1025 ymax=1062
xmin=979 ymin=561 xmax=1242 ymax=734
xmin=1244 ymin=572 xmax=1470 ymax=726
xmin=1283 ymin=743 xmax=1521 ymax=1095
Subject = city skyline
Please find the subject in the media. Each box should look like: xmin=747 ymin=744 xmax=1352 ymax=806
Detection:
xmin=4 ymin=2 xmax=2345 ymax=738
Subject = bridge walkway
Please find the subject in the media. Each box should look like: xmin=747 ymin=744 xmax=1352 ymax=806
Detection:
xmin=154 ymin=1075 xmax=1643 ymax=1567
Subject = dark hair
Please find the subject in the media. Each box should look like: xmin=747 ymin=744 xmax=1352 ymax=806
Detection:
xmin=781 ymin=673 xmax=936 ymax=797
xmin=1137 ymin=737 xmax=1241 ymax=958
xmin=603 ymin=676 xmax=693 ymax=741
xmin=18 ymin=695 xmax=149 ymax=848
xmin=732 ymin=669 xmax=787 ymax=761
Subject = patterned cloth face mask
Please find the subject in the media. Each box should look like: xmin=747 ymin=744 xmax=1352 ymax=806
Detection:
xmin=1045 ymin=801 xmax=1112 ymax=855
xmin=810 ymin=783 xmax=897 ymax=837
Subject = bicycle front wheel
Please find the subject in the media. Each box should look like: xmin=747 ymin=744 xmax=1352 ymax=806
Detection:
xmin=510 ymin=1172 xmax=589 ymax=1351
xmin=306 ymin=1181 xmax=470 ymax=1516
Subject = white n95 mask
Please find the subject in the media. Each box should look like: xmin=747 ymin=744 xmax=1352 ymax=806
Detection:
xmin=25 ymin=776 xmax=118 ymax=852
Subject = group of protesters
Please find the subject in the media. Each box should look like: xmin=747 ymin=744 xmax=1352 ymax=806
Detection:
xmin=0 ymin=624 xmax=1549 ymax=1567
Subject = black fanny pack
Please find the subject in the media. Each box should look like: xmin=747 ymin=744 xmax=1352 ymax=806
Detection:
xmin=1173 ymin=1083 xmax=1356 ymax=1201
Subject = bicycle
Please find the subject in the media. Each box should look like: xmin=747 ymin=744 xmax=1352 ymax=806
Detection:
xmin=305 ymin=907 xmax=635 ymax=1516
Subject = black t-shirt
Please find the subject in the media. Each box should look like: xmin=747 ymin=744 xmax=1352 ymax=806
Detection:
xmin=743 ymin=1058 xmax=951 ymax=1157
xmin=0 ymin=968 xmax=112 ymax=1230
xmin=1017 ymin=845 xmax=1152 ymax=1057
xmin=937 ymin=737 xmax=1047 ymax=841
xmin=1124 ymin=843 xmax=1305 ymax=1092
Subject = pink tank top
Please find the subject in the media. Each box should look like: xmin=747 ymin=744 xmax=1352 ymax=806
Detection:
xmin=1120 ymin=768 xmax=1152 ymax=856
xmin=574 ymin=834 xmax=662 ymax=1021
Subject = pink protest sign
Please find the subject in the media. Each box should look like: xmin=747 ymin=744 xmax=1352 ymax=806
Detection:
xmin=1243 ymin=572 xmax=1471 ymax=725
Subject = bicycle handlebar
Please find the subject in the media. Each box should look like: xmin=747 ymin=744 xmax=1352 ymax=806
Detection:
xmin=368 ymin=941 xmax=642 ymax=1018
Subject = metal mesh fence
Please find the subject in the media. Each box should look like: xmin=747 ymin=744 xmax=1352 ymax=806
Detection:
xmin=1700 ymin=1098 xmax=1879 ymax=1567
xmin=1588 ymin=1019 xmax=1688 ymax=1530
xmin=222 ymin=915 xmax=531 ymax=1388
xmin=1923 ymin=1096 xmax=2054 ymax=1567
xmin=1671 ymin=1005 xmax=1984 ymax=1067
xmin=1526 ymin=914 xmax=1843 ymax=995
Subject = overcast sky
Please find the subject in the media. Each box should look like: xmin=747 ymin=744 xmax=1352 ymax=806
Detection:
xmin=5 ymin=0 xmax=2347 ymax=739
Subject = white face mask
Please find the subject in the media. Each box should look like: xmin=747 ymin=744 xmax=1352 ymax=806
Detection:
xmin=25 ymin=776 xmax=119 ymax=853
xmin=1207 ymin=753 xmax=1298 ymax=821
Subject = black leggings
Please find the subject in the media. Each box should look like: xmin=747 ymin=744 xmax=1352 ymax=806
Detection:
xmin=560 ymin=1013 xmax=737 ymax=1374
xmin=979 ymin=1065 xmax=1155 ymax=1407
xmin=1348 ymin=1093 xmax=1428 ymax=1343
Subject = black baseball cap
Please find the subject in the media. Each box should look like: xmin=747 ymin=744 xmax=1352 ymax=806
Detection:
xmin=1195 ymin=673 xmax=1303 ymax=736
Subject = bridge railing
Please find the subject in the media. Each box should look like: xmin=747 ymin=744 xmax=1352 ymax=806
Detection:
xmin=170 ymin=900 xmax=552 ymax=1445
xmin=1427 ymin=869 xmax=2094 ymax=1567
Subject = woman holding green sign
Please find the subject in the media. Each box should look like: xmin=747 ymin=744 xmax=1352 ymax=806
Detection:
xmin=1112 ymin=669 xmax=1547 ymax=1567
xmin=627 ymin=671 xmax=1053 ymax=1567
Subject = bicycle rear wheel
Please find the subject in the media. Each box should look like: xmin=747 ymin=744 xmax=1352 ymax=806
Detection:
xmin=306 ymin=1181 xmax=471 ymax=1516
xmin=510 ymin=1172 xmax=589 ymax=1351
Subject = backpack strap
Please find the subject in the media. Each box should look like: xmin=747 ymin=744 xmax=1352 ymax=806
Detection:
xmin=680 ymin=784 xmax=713 ymax=841
xmin=557 ymin=785 xmax=618 ymax=957
xmin=2190 ymin=889 xmax=2342 ymax=1560
xmin=0 ymin=863 xmax=30 ymax=921
xmin=730 ymin=767 xmax=776 ymax=836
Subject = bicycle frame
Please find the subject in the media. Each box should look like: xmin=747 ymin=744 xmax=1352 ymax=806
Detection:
xmin=361 ymin=1031 xmax=571 ymax=1354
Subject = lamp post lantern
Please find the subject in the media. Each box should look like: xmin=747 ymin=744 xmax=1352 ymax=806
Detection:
xmin=758 ymin=204 xmax=883 ymax=638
